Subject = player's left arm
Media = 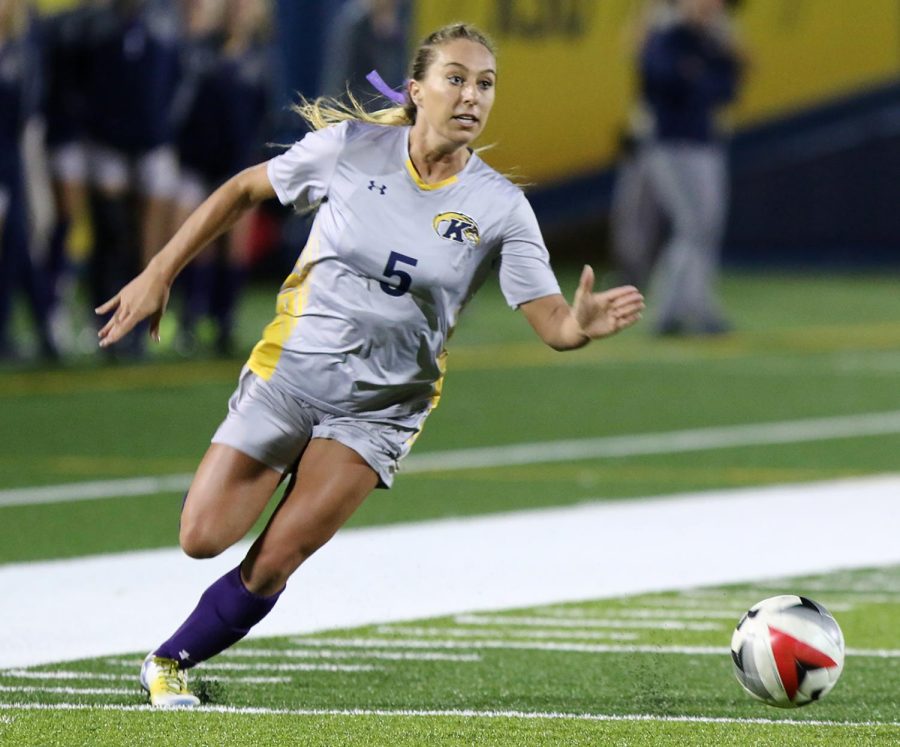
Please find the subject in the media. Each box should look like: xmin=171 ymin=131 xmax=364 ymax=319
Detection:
xmin=520 ymin=265 xmax=644 ymax=351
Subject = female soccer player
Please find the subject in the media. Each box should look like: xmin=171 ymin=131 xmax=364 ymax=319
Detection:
xmin=96 ymin=22 xmax=645 ymax=706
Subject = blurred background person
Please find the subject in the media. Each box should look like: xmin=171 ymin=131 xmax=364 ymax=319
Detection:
xmin=169 ymin=0 xmax=226 ymax=354
xmin=319 ymin=0 xmax=408 ymax=102
xmin=609 ymin=0 xmax=675 ymax=291
xmin=639 ymin=0 xmax=745 ymax=336
xmin=171 ymin=0 xmax=278 ymax=356
xmin=0 ymin=0 xmax=58 ymax=361
xmin=82 ymin=0 xmax=181 ymax=357
xmin=38 ymin=0 xmax=93 ymax=355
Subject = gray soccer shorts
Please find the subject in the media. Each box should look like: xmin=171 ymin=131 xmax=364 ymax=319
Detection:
xmin=211 ymin=367 xmax=421 ymax=488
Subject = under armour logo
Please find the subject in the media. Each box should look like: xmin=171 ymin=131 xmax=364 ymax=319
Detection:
xmin=368 ymin=180 xmax=387 ymax=195
xmin=179 ymin=649 xmax=190 ymax=660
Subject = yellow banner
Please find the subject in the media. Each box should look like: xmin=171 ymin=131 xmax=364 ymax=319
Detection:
xmin=33 ymin=0 xmax=82 ymax=13
xmin=413 ymin=0 xmax=900 ymax=183
xmin=731 ymin=0 xmax=900 ymax=123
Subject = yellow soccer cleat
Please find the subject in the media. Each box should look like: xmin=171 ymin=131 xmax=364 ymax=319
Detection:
xmin=140 ymin=654 xmax=200 ymax=707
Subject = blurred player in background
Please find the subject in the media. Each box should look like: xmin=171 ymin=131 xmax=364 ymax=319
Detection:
xmin=172 ymin=0 xmax=279 ymax=357
xmin=169 ymin=0 xmax=226 ymax=353
xmin=320 ymin=0 xmax=408 ymax=102
xmin=94 ymin=22 xmax=645 ymax=706
xmin=38 ymin=0 xmax=93 ymax=353
xmin=609 ymin=0 xmax=674 ymax=291
xmin=205 ymin=0 xmax=279 ymax=356
xmin=83 ymin=0 xmax=181 ymax=357
xmin=638 ymin=0 xmax=744 ymax=336
xmin=0 ymin=0 xmax=58 ymax=361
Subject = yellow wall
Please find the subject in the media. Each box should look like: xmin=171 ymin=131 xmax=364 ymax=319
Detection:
xmin=32 ymin=0 xmax=82 ymax=13
xmin=414 ymin=0 xmax=900 ymax=184
xmin=732 ymin=0 xmax=900 ymax=123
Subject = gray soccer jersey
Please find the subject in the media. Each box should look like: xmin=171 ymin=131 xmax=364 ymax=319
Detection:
xmin=248 ymin=120 xmax=561 ymax=421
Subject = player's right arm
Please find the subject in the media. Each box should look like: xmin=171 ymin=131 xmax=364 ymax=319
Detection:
xmin=96 ymin=162 xmax=275 ymax=347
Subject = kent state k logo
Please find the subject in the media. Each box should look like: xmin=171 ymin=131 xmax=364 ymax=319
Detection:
xmin=433 ymin=212 xmax=481 ymax=246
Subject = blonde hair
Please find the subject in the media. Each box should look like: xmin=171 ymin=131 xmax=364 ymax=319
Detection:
xmin=295 ymin=22 xmax=496 ymax=131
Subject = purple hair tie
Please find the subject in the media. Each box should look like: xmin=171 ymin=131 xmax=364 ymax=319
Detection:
xmin=366 ymin=70 xmax=406 ymax=105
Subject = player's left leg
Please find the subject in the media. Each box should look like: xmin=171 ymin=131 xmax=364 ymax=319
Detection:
xmin=142 ymin=438 xmax=377 ymax=706
xmin=684 ymin=145 xmax=730 ymax=333
xmin=241 ymin=437 xmax=379 ymax=595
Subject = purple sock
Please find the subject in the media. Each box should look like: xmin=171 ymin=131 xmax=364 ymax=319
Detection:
xmin=154 ymin=565 xmax=282 ymax=668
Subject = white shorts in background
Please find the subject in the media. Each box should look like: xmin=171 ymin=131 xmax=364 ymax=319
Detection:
xmin=174 ymin=167 xmax=210 ymax=212
xmin=49 ymin=141 xmax=89 ymax=184
xmin=0 ymin=187 xmax=9 ymax=225
xmin=212 ymin=367 xmax=422 ymax=488
xmin=87 ymin=143 xmax=179 ymax=199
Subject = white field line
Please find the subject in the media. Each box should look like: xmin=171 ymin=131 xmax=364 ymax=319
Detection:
xmin=220 ymin=648 xmax=480 ymax=663
xmin=208 ymin=662 xmax=377 ymax=672
xmin=535 ymin=603 xmax=856 ymax=617
xmin=3 ymin=474 xmax=899 ymax=669
xmin=845 ymin=648 xmax=900 ymax=659
xmin=532 ymin=608 xmax=750 ymax=620
xmin=104 ymin=659 xmax=379 ymax=673
xmin=0 ymin=474 xmax=194 ymax=507
xmin=288 ymin=637 xmax=900 ymax=659
xmin=635 ymin=594 xmax=745 ymax=608
xmin=1 ymin=702 xmax=899 ymax=728
xmin=156 ymin=661 xmax=381 ymax=673
xmin=296 ymin=637 xmax=727 ymax=654
xmin=0 ymin=670 xmax=131 ymax=682
xmin=374 ymin=626 xmax=640 ymax=641
xmin=0 ymin=685 xmax=133 ymax=696
xmin=0 ymin=669 xmax=289 ymax=684
xmin=752 ymin=589 xmax=900 ymax=602
xmin=401 ymin=410 xmax=900 ymax=473
xmin=5 ymin=409 xmax=900 ymax=507
xmin=454 ymin=613 xmax=723 ymax=631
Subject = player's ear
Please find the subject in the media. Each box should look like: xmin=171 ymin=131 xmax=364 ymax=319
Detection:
xmin=408 ymin=79 xmax=422 ymax=108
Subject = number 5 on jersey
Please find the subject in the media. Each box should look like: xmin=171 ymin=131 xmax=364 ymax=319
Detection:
xmin=380 ymin=251 xmax=419 ymax=297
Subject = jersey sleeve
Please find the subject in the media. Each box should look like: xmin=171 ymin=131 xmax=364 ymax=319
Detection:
xmin=266 ymin=121 xmax=349 ymax=208
xmin=497 ymin=191 xmax=562 ymax=308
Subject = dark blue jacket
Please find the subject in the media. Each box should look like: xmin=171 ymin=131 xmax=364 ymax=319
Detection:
xmin=0 ymin=33 xmax=40 ymax=183
xmin=641 ymin=22 xmax=741 ymax=144
xmin=172 ymin=37 xmax=278 ymax=183
xmin=39 ymin=6 xmax=92 ymax=148
xmin=171 ymin=32 xmax=228 ymax=180
xmin=219 ymin=42 xmax=279 ymax=173
xmin=83 ymin=4 xmax=181 ymax=154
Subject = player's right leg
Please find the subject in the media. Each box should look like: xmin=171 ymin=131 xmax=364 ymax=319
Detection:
xmin=178 ymin=443 xmax=284 ymax=559
xmin=141 ymin=370 xmax=314 ymax=706
xmin=141 ymin=443 xmax=283 ymax=707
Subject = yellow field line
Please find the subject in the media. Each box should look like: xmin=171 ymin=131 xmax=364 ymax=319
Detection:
xmin=2 ymin=321 xmax=900 ymax=397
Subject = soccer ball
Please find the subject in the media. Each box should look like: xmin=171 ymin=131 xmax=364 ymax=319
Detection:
xmin=730 ymin=595 xmax=845 ymax=708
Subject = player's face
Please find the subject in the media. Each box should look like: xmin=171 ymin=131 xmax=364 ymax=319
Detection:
xmin=410 ymin=39 xmax=496 ymax=150
xmin=680 ymin=0 xmax=725 ymax=24
xmin=227 ymin=0 xmax=265 ymax=33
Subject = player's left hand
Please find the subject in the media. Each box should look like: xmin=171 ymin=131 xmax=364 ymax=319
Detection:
xmin=573 ymin=265 xmax=644 ymax=340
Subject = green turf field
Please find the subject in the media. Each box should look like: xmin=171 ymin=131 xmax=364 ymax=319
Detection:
xmin=1 ymin=269 xmax=899 ymax=744
xmin=1 ymin=566 xmax=899 ymax=746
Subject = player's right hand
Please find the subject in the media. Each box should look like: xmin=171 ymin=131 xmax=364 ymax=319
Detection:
xmin=96 ymin=266 xmax=170 ymax=348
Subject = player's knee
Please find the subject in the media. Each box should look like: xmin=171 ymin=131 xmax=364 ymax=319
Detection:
xmin=179 ymin=521 xmax=227 ymax=559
